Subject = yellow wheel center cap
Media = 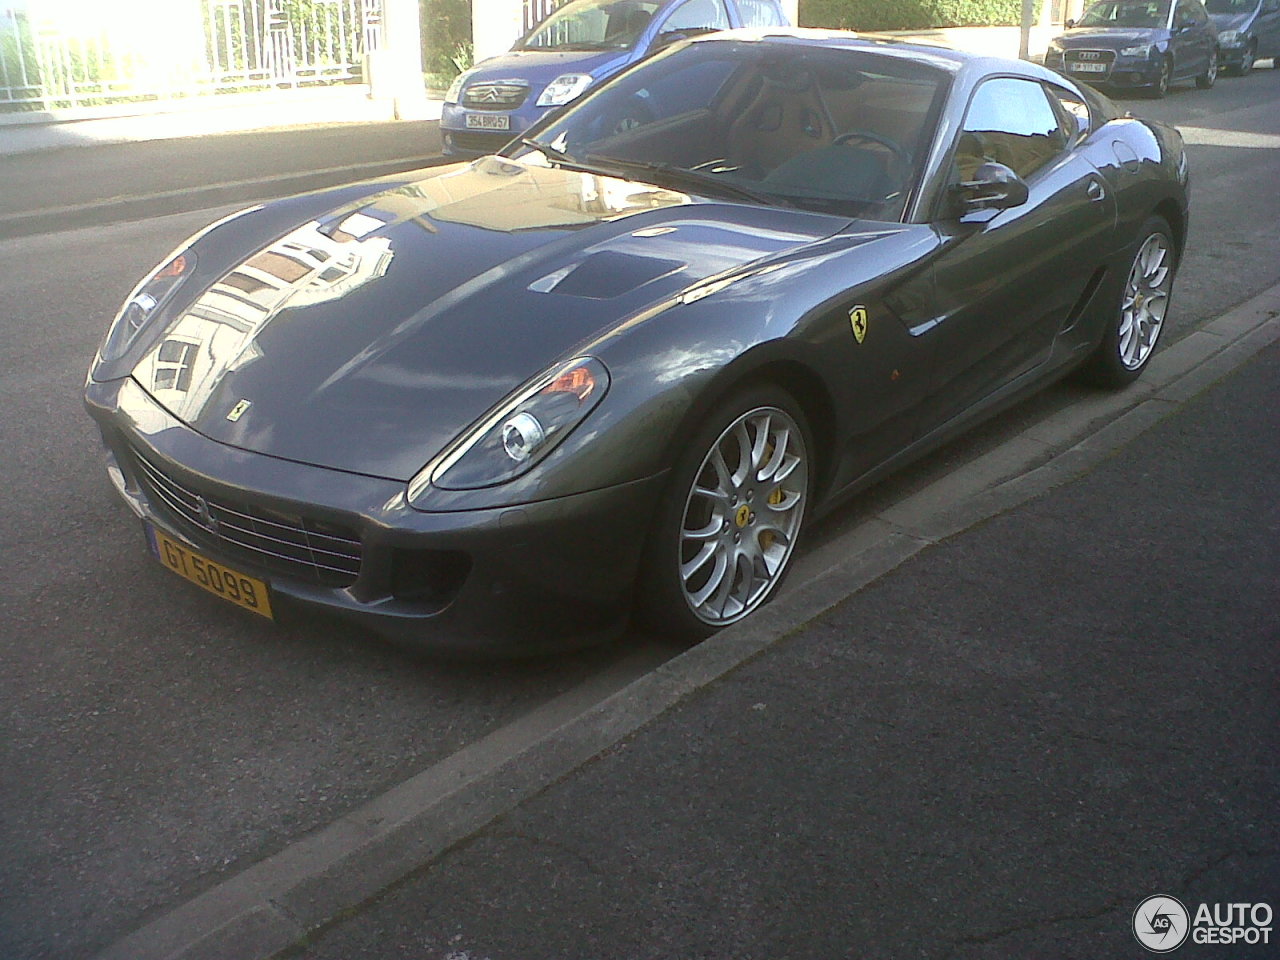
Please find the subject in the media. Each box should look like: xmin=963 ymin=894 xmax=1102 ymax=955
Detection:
xmin=735 ymin=504 xmax=752 ymax=528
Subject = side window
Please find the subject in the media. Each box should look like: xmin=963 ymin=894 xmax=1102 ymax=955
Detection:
xmin=735 ymin=0 xmax=788 ymax=27
xmin=1045 ymin=82 xmax=1091 ymax=143
xmin=659 ymin=0 xmax=731 ymax=38
xmin=953 ymin=77 xmax=1068 ymax=182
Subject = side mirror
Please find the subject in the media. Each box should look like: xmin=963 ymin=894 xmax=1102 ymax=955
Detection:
xmin=1065 ymin=17 xmax=1075 ymax=28
xmin=949 ymin=162 xmax=1030 ymax=217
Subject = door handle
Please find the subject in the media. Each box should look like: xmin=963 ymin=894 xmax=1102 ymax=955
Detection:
xmin=1087 ymin=179 xmax=1106 ymax=202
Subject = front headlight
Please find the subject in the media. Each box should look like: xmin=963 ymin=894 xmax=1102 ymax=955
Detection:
xmin=422 ymin=356 xmax=609 ymax=493
xmin=536 ymin=74 xmax=592 ymax=107
xmin=1121 ymin=43 xmax=1154 ymax=56
xmin=1047 ymin=41 xmax=1064 ymax=55
xmin=445 ymin=71 xmax=468 ymax=104
xmin=99 ymin=249 xmax=196 ymax=361
xmin=1217 ymin=29 xmax=1241 ymax=46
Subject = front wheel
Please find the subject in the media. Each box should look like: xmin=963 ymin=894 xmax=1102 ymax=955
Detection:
xmin=1228 ymin=43 xmax=1255 ymax=76
xmin=1081 ymin=216 xmax=1176 ymax=388
xmin=1148 ymin=59 xmax=1171 ymax=97
xmin=1196 ymin=49 xmax=1219 ymax=88
xmin=636 ymin=386 xmax=811 ymax=639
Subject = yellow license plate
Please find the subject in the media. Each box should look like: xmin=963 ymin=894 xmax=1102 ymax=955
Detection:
xmin=147 ymin=525 xmax=274 ymax=619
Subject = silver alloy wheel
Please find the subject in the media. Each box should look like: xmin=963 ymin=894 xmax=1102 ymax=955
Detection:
xmin=677 ymin=405 xmax=807 ymax=626
xmin=1119 ymin=232 xmax=1172 ymax=370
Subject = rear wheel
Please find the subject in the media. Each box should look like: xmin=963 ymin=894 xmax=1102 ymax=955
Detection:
xmin=1196 ymin=49 xmax=1219 ymax=88
xmin=1082 ymin=216 xmax=1176 ymax=388
xmin=636 ymin=385 xmax=811 ymax=639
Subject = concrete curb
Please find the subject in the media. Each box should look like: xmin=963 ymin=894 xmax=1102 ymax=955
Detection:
xmin=91 ymin=284 xmax=1280 ymax=960
xmin=0 ymin=155 xmax=451 ymax=241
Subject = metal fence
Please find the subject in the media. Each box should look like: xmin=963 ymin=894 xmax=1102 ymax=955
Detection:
xmin=0 ymin=0 xmax=383 ymax=112
xmin=522 ymin=0 xmax=562 ymax=34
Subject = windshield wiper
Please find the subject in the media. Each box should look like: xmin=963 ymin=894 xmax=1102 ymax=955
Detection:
xmin=584 ymin=155 xmax=780 ymax=206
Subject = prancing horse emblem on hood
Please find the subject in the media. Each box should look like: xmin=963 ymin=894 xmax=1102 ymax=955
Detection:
xmin=226 ymin=399 xmax=252 ymax=422
xmin=849 ymin=305 xmax=868 ymax=344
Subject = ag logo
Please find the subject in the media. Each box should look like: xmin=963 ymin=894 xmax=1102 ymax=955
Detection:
xmin=848 ymin=305 xmax=869 ymax=344
xmin=1133 ymin=895 xmax=1190 ymax=953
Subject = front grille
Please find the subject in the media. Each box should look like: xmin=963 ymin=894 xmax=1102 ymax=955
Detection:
xmin=462 ymin=82 xmax=529 ymax=109
xmin=448 ymin=130 xmax=515 ymax=154
xmin=130 ymin=447 xmax=363 ymax=588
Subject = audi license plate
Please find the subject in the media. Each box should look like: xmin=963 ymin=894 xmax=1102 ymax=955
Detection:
xmin=465 ymin=113 xmax=511 ymax=130
xmin=1071 ymin=61 xmax=1108 ymax=73
xmin=146 ymin=524 xmax=274 ymax=619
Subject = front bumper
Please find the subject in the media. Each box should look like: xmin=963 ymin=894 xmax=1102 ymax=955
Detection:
xmin=1048 ymin=52 xmax=1164 ymax=90
xmin=440 ymin=104 xmax=546 ymax=157
xmin=85 ymin=376 xmax=664 ymax=654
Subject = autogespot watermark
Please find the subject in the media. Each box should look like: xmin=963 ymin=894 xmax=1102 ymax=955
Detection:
xmin=1132 ymin=895 xmax=1274 ymax=952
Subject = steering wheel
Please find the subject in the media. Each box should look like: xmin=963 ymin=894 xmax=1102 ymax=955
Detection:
xmin=833 ymin=129 xmax=910 ymax=166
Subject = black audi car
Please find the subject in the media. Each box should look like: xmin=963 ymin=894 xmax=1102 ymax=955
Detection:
xmin=86 ymin=31 xmax=1190 ymax=654
xmin=1045 ymin=0 xmax=1220 ymax=96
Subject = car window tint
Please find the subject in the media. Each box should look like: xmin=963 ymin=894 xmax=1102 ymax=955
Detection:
xmin=522 ymin=0 xmax=663 ymax=50
xmin=956 ymin=77 xmax=1068 ymax=181
xmin=660 ymin=0 xmax=731 ymax=35
xmin=735 ymin=0 xmax=788 ymax=27
xmin=524 ymin=41 xmax=948 ymax=221
xmin=1079 ymin=1 xmax=1171 ymax=27
xmin=1045 ymin=82 xmax=1091 ymax=143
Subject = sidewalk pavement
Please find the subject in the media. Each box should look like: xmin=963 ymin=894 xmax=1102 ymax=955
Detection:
xmin=285 ymin=343 xmax=1279 ymax=960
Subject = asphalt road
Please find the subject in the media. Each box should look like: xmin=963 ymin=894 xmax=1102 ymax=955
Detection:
xmin=1 ymin=68 xmax=1278 ymax=959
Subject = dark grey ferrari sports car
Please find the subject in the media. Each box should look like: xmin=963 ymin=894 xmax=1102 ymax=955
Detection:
xmin=85 ymin=29 xmax=1189 ymax=653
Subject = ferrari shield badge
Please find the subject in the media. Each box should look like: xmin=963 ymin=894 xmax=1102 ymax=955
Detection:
xmin=226 ymin=399 xmax=252 ymax=422
xmin=849 ymin=305 xmax=869 ymax=344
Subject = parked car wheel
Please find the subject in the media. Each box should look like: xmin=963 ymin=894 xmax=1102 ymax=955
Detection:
xmin=1229 ymin=42 xmax=1256 ymax=76
xmin=1195 ymin=49 xmax=1219 ymax=87
xmin=637 ymin=386 xmax=811 ymax=639
xmin=1149 ymin=58 xmax=1172 ymax=97
xmin=1083 ymin=216 xmax=1176 ymax=388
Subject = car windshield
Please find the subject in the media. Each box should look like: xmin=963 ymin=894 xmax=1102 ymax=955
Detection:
xmin=508 ymin=40 xmax=950 ymax=221
xmin=1203 ymin=0 xmax=1254 ymax=11
xmin=517 ymin=0 xmax=663 ymax=51
xmin=1078 ymin=1 xmax=1171 ymax=27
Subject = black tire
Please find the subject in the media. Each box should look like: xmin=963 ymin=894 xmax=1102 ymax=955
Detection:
xmin=635 ymin=384 xmax=812 ymax=640
xmin=1196 ymin=49 xmax=1219 ymax=88
xmin=1148 ymin=58 xmax=1171 ymax=98
xmin=1227 ymin=43 xmax=1255 ymax=76
xmin=1081 ymin=216 xmax=1177 ymax=389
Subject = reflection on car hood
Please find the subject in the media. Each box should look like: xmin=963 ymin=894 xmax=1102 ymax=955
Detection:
xmin=1055 ymin=27 xmax=1164 ymax=47
xmin=130 ymin=158 xmax=855 ymax=481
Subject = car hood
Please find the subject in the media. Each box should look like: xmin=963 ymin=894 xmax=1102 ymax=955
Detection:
xmin=1055 ymin=27 xmax=1166 ymax=48
xmin=1208 ymin=12 xmax=1252 ymax=30
xmin=464 ymin=48 xmax=633 ymax=87
xmin=129 ymin=157 xmax=852 ymax=481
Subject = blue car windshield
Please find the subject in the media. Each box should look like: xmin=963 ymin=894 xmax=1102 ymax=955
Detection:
xmin=518 ymin=0 xmax=664 ymax=50
xmin=512 ymin=40 xmax=950 ymax=222
xmin=1203 ymin=0 xmax=1254 ymax=11
xmin=1078 ymin=1 xmax=1171 ymax=27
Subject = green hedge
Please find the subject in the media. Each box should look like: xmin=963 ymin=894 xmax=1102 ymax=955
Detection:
xmin=799 ymin=0 xmax=1041 ymax=31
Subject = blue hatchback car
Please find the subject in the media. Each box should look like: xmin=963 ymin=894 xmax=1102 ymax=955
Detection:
xmin=440 ymin=0 xmax=789 ymax=156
